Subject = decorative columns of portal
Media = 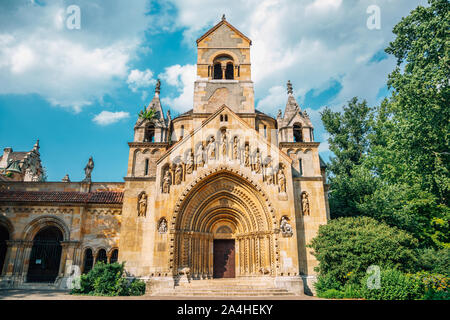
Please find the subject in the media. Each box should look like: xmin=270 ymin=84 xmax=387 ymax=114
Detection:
xmin=174 ymin=230 xmax=276 ymax=278
xmin=236 ymin=231 xmax=274 ymax=276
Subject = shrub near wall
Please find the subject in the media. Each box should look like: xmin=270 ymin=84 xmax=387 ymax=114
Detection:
xmin=71 ymin=262 xmax=146 ymax=296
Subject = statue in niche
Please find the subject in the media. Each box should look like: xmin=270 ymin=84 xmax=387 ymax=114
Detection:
xmin=162 ymin=169 xmax=171 ymax=193
xmin=233 ymin=136 xmax=238 ymax=160
xmin=186 ymin=151 xmax=194 ymax=174
xmin=137 ymin=192 xmax=147 ymax=217
xmin=196 ymin=144 xmax=205 ymax=167
xmin=280 ymin=216 xmax=293 ymax=237
xmin=254 ymin=150 xmax=261 ymax=173
xmin=83 ymin=156 xmax=94 ymax=182
xmin=244 ymin=144 xmax=250 ymax=167
xmin=174 ymin=164 xmax=183 ymax=185
xmin=266 ymin=170 xmax=274 ymax=184
xmin=221 ymin=131 xmax=227 ymax=158
xmin=278 ymin=168 xmax=286 ymax=192
xmin=301 ymin=192 xmax=310 ymax=216
xmin=158 ymin=218 xmax=167 ymax=234
xmin=208 ymin=136 xmax=216 ymax=160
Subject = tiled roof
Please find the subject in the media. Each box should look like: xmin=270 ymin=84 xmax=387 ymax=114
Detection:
xmin=0 ymin=191 xmax=123 ymax=204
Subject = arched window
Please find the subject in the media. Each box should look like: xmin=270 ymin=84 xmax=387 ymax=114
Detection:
xmin=0 ymin=225 xmax=9 ymax=275
xmin=144 ymin=158 xmax=149 ymax=176
xmin=299 ymin=158 xmax=303 ymax=176
xmin=96 ymin=249 xmax=107 ymax=264
xmin=213 ymin=63 xmax=222 ymax=79
xmin=83 ymin=248 xmax=94 ymax=274
xmin=145 ymin=125 xmax=155 ymax=142
xmin=294 ymin=124 xmax=303 ymax=142
xmin=225 ymin=63 xmax=234 ymax=79
xmin=180 ymin=125 xmax=184 ymax=140
xmin=27 ymin=226 xmax=63 ymax=283
xmin=110 ymin=249 xmax=119 ymax=264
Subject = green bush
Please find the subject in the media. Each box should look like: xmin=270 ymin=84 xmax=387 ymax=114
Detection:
xmin=71 ymin=262 xmax=146 ymax=296
xmin=315 ymin=274 xmax=343 ymax=295
xmin=360 ymin=269 xmax=424 ymax=300
xmin=309 ymin=216 xmax=419 ymax=285
xmin=416 ymin=248 xmax=450 ymax=276
xmin=319 ymin=289 xmax=344 ymax=299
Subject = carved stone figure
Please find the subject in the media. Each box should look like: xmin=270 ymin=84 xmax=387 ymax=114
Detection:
xmin=221 ymin=131 xmax=227 ymax=158
xmin=280 ymin=216 xmax=293 ymax=237
xmin=244 ymin=144 xmax=250 ymax=167
xmin=233 ymin=136 xmax=238 ymax=160
xmin=208 ymin=136 xmax=216 ymax=160
xmin=278 ymin=169 xmax=286 ymax=192
xmin=83 ymin=156 xmax=94 ymax=182
xmin=186 ymin=151 xmax=194 ymax=174
xmin=158 ymin=218 xmax=167 ymax=234
xmin=62 ymin=174 xmax=70 ymax=182
xmin=138 ymin=192 xmax=147 ymax=217
xmin=301 ymin=192 xmax=310 ymax=216
xmin=266 ymin=165 xmax=274 ymax=184
xmin=196 ymin=144 xmax=205 ymax=167
xmin=162 ymin=170 xmax=171 ymax=193
xmin=174 ymin=164 xmax=183 ymax=185
xmin=254 ymin=150 xmax=261 ymax=173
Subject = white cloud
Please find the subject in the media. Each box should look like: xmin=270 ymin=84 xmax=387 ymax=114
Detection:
xmin=159 ymin=64 xmax=196 ymax=112
xmin=93 ymin=111 xmax=130 ymax=126
xmin=127 ymin=69 xmax=156 ymax=93
xmin=0 ymin=0 xmax=153 ymax=112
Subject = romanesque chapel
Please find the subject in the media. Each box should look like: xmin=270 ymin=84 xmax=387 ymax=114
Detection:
xmin=0 ymin=17 xmax=329 ymax=295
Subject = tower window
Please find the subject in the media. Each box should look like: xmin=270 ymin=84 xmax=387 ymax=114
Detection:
xmin=299 ymin=159 xmax=303 ymax=176
xmin=310 ymin=128 xmax=314 ymax=142
xmin=264 ymin=125 xmax=267 ymax=137
xmin=225 ymin=63 xmax=234 ymax=79
xmin=213 ymin=63 xmax=222 ymax=79
xmin=180 ymin=125 xmax=184 ymax=140
xmin=144 ymin=159 xmax=149 ymax=176
xmin=145 ymin=125 xmax=155 ymax=142
xmin=294 ymin=124 xmax=303 ymax=142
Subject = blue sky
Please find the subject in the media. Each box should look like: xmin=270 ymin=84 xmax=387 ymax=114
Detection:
xmin=0 ymin=0 xmax=426 ymax=182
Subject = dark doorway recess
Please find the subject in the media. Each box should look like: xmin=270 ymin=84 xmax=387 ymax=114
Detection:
xmin=213 ymin=239 xmax=235 ymax=278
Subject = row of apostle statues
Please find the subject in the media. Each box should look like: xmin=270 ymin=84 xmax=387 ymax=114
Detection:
xmin=160 ymin=132 xmax=288 ymax=194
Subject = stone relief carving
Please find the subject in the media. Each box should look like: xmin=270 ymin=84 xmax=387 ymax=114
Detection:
xmin=174 ymin=164 xmax=183 ymax=185
xmin=158 ymin=217 xmax=168 ymax=234
xmin=221 ymin=130 xmax=227 ymax=158
xmin=186 ymin=150 xmax=194 ymax=174
xmin=254 ymin=149 xmax=261 ymax=173
xmin=301 ymin=192 xmax=310 ymax=216
xmin=278 ymin=168 xmax=286 ymax=193
xmin=232 ymin=136 xmax=238 ymax=160
xmin=207 ymin=136 xmax=216 ymax=160
xmin=244 ymin=144 xmax=250 ymax=167
xmin=196 ymin=144 xmax=205 ymax=167
xmin=280 ymin=216 xmax=293 ymax=237
xmin=162 ymin=169 xmax=171 ymax=193
xmin=137 ymin=192 xmax=147 ymax=217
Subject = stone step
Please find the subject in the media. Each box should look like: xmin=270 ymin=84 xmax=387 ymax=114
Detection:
xmin=159 ymin=291 xmax=295 ymax=296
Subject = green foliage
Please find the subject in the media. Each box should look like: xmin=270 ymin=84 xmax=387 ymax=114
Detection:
xmin=410 ymin=271 xmax=449 ymax=300
xmin=416 ymin=247 xmax=450 ymax=276
xmin=138 ymin=107 xmax=156 ymax=121
xmin=318 ymin=289 xmax=344 ymax=299
xmin=360 ymin=269 xmax=424 ymax=300
xmin=71 ymin=262 xmax=146 ymax=296
xmin=314 ymin=273 xmax=343 ymax=294
xmin=309 ymin=216 xmax=418 ymax=284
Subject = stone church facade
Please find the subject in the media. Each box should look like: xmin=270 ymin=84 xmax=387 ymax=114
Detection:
xmin=0 ymin=17 xmax=329 ymax=295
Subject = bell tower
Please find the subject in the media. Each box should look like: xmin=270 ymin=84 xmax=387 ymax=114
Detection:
xmin=193 ymin=15 xmax=255 ymax=114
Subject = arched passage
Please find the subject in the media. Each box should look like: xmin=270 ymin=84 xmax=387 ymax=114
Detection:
xmin=170 ymin=169 xmax=278 ymax=279
xmin=0 ymin=225 xmax=9 ymax=275
xmin=27 ymin=226 xmax=63 ymax=283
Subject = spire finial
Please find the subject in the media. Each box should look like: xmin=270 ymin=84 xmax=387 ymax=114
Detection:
xmin=222 ymin=14 xmax=226 ymax=21
xmin=33 ymin=139 xmax=40 ymax=152
xmin=155 ymin=79 xmax=161 ymax=94
xmin=287 ymin=80 xmax=293 ymax=95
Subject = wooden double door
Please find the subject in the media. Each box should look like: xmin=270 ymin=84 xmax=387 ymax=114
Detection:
xmin=213 ymin=239 xmax=235 ymax=278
